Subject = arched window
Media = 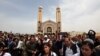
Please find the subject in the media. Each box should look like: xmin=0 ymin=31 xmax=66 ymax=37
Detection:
xmin=47 ymin=27 xmax=52 ymax=33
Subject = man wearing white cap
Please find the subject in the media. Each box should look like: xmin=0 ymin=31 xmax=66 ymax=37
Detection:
xmin=43 ymin=35 xmax=50 ymax=43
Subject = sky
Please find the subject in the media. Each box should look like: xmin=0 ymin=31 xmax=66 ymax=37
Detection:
xmin=0 ymin=0 xmax=100 ymax=34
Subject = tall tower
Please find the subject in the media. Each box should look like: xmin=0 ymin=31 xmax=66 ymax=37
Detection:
xmin=37 ymin=6 xmax=42 ymax=33
xmin=56 ymin=7 xmax=61 ymax=33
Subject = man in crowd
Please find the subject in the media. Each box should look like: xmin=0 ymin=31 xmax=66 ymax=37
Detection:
xmin=62 ymin=37 xmax=80 ymax=56
xmin=26 ymin=35 xmax=38 ymax=56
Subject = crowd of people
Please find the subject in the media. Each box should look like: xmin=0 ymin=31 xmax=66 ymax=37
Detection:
xmin=0 ymin=30 xmax=100 ymax=56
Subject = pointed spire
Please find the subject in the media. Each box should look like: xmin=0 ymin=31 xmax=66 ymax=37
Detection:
xmin=56 ymin=6 xmax=60 ymax=9
xmin=39 ymin=6 xmax=43 ymax=9
xmin=38 ymin=6 xmax=43 ymax=22
xmin=37 ymin=6 xmax=43 ymax=33
xmin=56 ymin=7 xmax=61 ymax=23
xmin=56 ymin=7 xmax=61 ymax=33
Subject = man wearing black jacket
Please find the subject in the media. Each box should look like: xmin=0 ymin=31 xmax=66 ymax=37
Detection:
xmin=62 ymin=37 xmax=80 ymax=56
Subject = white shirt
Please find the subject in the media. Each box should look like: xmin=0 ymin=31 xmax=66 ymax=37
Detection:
xmin=16 ymin=40 xmax=24 ymax=49
xmin=65 ymin=46 xmax=80 ymax=56
xmin=51 ymin=52 xmax=57 ymax=56
xmin=39 ymin=52 xmax=57 ymax=56
xmin=3 ymin=53 xmax=11 ymax=56
xmin=65 ymin=47 xmax=73 ymax=56
xmin=0 ymin=52 xmax=11 ymax=56
xmin=43 ymin=39 xmax=50 ymax=43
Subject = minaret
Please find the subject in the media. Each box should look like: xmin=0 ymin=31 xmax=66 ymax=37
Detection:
xmin=56 ymin=7 xmax=61 ymax=33
xmin=37 ymin=6 xmax=42 ymax=33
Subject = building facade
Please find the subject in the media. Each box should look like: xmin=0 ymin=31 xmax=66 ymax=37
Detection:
xmin=37 ymin=6 xmax=61 ymax=34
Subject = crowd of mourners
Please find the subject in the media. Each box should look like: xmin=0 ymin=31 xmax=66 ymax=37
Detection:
xmin=0 ymin=30 xmax=100 ymax=56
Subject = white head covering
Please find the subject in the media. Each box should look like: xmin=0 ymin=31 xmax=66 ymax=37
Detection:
xmin=84 ymin=38 xmax=94 ymax=44
xmin=44 ymin=35 xmax=48 ymax=38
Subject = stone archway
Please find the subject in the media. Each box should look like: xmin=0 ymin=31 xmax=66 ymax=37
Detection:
xmin=47 ymin=27 xmax=52 ymax=33
xmin=42 ymin=20 xmax=57 ymax=33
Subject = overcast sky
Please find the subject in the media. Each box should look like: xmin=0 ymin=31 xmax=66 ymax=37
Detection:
xmin=0 ymin=0 xmax=100 ymax=34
